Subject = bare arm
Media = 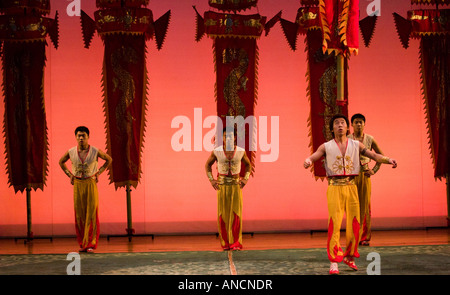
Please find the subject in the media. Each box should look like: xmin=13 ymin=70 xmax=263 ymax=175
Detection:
xmin=205 ymin=151 xmax=219 ymax=190
xmin=240 ymin=152 xmax=252 ymax=188
xmin=59 ymin=151 xmax=74 ymax=184
xmin=370 ymin=138 xmax=383 ymax=174
xmin=360 ymin=142 xmax=397 ymax=168
xmin=97 ymin=150 xmax=112 ymax=177
xmin=304 ymin=144 xmax=326 ymax=169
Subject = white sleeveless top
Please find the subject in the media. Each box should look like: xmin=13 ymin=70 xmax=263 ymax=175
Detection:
xmin=69 ymin=146 xmax=99 ymax=179
xmin=348 ymin=133 xmax=374 ymax=166
xmin=214 ymin=145 xmax=246 ymax=176
xmin=324 ymin=139 xmax=360 ymax=177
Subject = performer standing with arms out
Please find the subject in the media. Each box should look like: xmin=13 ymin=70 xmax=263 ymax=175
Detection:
xmin=349 ymin=114 xmax=383 ymax=246
xmin=205 ymin=127 xmax=252 ymax=251
xmin=304 ymin=115 xmax=397 ymax=274
xmin=59 ymin=126 xmax=112 ymax=253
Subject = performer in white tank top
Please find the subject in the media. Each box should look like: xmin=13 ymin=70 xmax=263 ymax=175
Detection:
xmin=324 ymin=138 xmax=361 ymax=177
xmin=214 ymin=145 xmax=246 ymax=177
xmin=59 ymin=126 xmax=112 ymax=253
xmin=303 ymin=114 xmax=397 ymax=274
xmin=68 ymin=145 xmax=99 ymax=179
xmin=205 ymin=127 xmax=252 ymax=250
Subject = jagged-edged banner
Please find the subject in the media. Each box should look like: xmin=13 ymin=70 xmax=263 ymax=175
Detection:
xmin=393 ymin=9 xmax=449 ymax=178
xmin=81 ymin=5 xmax=170 ymax=189
xmin=195 ymin=10 xmax=269 ymax=176
xmin=278 ymin=6 xmax=355 ymax=179
xmin=419 ymin=35 xmax=450 ymax=179
xmin=0 ymin=7 xmax=58 ymax=193
xmin=318 ymin=0 xmax=360 ymax=56
xmin=305 ymin=29 xmax=349 ymax=178
xmin=213 ymin=37 xmax=259 ymax=176
xmin=1 ymin=41 xmax=49 ymax=193
xmin=102 ymin=34 xmax=148 ymax=189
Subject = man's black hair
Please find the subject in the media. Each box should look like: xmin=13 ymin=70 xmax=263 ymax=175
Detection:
xmin=75 ymin=126 xmax=90 ymax=136
xmin=351 ymin=113 xmax=366 ymax=124
xmin=329 ymin=114 xmax=350 ymax=136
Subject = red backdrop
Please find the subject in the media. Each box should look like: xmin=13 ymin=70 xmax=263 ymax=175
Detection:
xmin=0 ymin=0 xmax=447 ymax=237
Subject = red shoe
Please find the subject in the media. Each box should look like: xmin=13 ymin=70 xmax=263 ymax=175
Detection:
xmin=343 ymin=257 xmax=358 ymax=271
xmin=329 ymin=263 xmax=339 ymax=275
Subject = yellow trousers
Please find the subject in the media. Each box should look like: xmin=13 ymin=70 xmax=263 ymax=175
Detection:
xmin=217 ymin=179 xmax=243 ymax=250
xmin=326 ymin=180 xmax=360 ymax=262
xmin=73 ymin=178 xmax=99 ymax=250
xmin=354 ymin=171 xmax=372 ymax=243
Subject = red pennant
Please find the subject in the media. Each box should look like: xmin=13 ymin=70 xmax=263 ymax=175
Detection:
xmin=359 ymin=15 xmax=377 ymax=47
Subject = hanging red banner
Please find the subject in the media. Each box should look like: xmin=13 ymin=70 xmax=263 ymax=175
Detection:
xmin=394 ymin=8 xmax=449 ymax=179
xmin=0 ymin=1 xmax=58 ymax=193
xmin=409 ymin=9 xmax=450 ymax=37
xmin=195 ymin=10 xmax=268 ymax=175
xmin=278 ymin=3 xmax=368 ymax=178
xmin=214 ymin=37 xmax=258 ymax=171
xmin=319 ymin=0 xmax=359 ymax=56
xmin=81 ymin=3 xmax=170 ymax=189
xmin=420 ymin=35 xmax=450 ymax=179
xmin=2 ymin=42 xmax=49 ymax=193
xmin=0 ymin=0 xmax=51 ymax=15
xmin=394 ymin=9 xmax=449 ymax=49
xmin=102 ymin=34 xmax=148 ymax=189
xmin=306 ymin=29 xmax=349 ymax=178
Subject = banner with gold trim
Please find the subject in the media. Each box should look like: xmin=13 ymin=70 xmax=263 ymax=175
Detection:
xmin=194 ymin=5 xmax=278 ymax=176
xmin=0 ymin=0 xmax=58 ymax=193
xmin=420 ymin=35 xmax=450 ymax=179
xmin=276 ymin=1 xmax=377 ymax=178
xmin=318 ymin=0 xmax=360 ymax=56
xmin=0 ymin=0 xmax=51 ymax=15
xmin=306 ymin=29 xmax=349 ymax=178
xmin=81 ymin=2 xmax=170 ymax=189
xmin=394 ymin=7 xmax=450 ymax=179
